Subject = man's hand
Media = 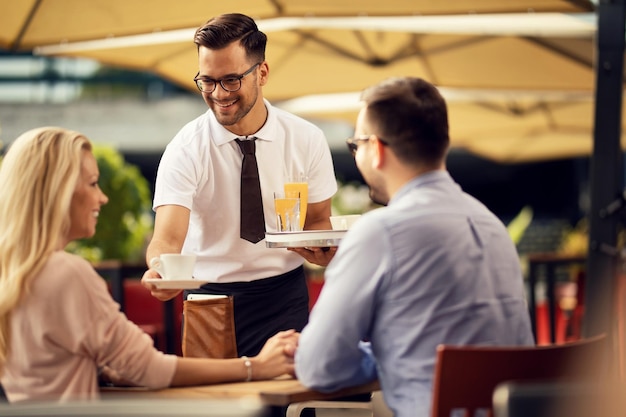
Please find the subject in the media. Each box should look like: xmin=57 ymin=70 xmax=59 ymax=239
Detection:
xmin=141 ymin=268 xmax=182 ymax=301
xmin=288 ymin=246 xmax=337 ymax=267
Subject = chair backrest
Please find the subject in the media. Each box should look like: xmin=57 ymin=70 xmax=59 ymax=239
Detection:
xmin=121 ymin=279 xmax=184 ymax=354
xmin=123 ymin=279 xmax=164 ymax=325
xmin=430 ymin=334 xmax=607 ymax=417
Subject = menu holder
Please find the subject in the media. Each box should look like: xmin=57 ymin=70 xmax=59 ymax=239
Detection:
xmin=265 ymin=230 xmax=346 ymax=248
xmin=182 ymin=296 xmax=237 ymax=359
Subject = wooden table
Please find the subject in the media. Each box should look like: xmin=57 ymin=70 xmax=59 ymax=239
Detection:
xmin=102 ymin=376 xmax=380 ymax=407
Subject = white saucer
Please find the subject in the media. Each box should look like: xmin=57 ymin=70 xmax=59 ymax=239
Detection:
xmin=144 ymin=278 xmax=203 ymax=290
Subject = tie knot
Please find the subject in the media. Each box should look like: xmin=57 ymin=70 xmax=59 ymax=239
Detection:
xmin=235 ymin=138 xmax=256 ymax=155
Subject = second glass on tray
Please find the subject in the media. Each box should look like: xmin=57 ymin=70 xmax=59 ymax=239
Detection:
xmin=283 ymin=174 xmax=308 ymax=230
xmin=274 ymin=190 xmax=301 ymax=232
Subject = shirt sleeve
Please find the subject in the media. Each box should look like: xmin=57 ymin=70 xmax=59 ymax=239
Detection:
xmin=295 ymin=218 xmax=387 ymax=390
xmin=46 ymin=255 xmax=177 ymax=389
xmin=153 ymin=131 xmax=203 ymax=211
xmin=306 ymin=129 xmax=338 ymax=204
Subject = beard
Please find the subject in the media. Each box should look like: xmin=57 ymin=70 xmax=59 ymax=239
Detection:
xmin=368 ymin=186 xmax=389 ymax=207
xmin=361 ymin=170 xmax=389 ymax=206
xmin=206 ymin=87 xmax=259 ymax=127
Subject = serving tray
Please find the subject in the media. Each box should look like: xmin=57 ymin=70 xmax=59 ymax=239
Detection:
xmin=265 ymin=230 xmax=346 ymax=248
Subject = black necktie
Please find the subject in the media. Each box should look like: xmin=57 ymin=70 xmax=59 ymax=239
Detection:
xmin=235 ymin=138 xmax=266 ymax=243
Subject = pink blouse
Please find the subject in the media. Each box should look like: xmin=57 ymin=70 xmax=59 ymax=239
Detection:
xmin=1 ymin=251 xmax=177 ymax=402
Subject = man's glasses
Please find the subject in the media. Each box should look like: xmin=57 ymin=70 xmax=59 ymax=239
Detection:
xmin=193 ymin=62 xmax=261 ymax=93
xmin=345 ymin=135 xmax=388 ymax=156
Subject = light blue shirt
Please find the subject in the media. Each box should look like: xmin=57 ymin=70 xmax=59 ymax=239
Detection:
xmin=296 ymin=171 xmax=534 ymax=417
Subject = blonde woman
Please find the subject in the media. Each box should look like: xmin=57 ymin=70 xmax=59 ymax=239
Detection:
xmin=0 ymin=127 xmax=297 ymax=403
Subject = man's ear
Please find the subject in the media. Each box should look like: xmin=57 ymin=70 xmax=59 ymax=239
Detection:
xmin=258 ymin=61 xmax=269 ymax=87
xmin=372 ymin=136 xmax=385 ymax=169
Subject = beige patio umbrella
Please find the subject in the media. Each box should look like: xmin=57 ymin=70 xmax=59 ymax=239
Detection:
xmin=32 ymin=13 xmax=598 ymax=101
xmin=8 ymin=2 xmax=614 ymax=163
xmin=0 ymin=0 xmax=594 ymax=51
xmin=31 ymin=11 xmax=621 ymax=163
xmin=278 ymin=89 xmax=626 ymax=163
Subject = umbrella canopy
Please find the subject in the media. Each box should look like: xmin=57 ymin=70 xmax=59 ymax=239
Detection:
xmin=4 ymin=1 xmax=614 ymax=163
xmin=30 ymin=11 xmax=623 ymax=163
xmin=32 ymin=14 xmax=599 ymax=101
xmin=0 ymin=0 xmax=594 ymax=51
xmin=278 ymin=90 xmax=626 ymax=163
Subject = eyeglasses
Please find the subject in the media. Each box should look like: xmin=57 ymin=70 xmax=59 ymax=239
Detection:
xmin=345 ymin=135 xmax=388 ymax=156
xmin=193 ymin=62 xmax=261 ymax=93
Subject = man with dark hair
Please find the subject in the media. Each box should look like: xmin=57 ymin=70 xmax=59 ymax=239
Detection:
xmin=142 ymin=13 xmax=337 ymax=358
xmin=293 ymin=77 xmax=534 ymax=417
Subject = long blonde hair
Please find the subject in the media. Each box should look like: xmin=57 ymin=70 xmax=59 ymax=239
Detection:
xmin=0 ymin=127 xmax=92 ymax=367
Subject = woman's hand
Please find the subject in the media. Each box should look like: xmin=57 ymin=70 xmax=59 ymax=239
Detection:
xmin=251 ymin=330 xmax=300 ymax=380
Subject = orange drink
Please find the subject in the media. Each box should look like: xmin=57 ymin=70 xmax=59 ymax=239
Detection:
xmin=273 ymin=191 xmax=301 ymax=232
xmin=284 ymin=177 xmax=308 ymax=230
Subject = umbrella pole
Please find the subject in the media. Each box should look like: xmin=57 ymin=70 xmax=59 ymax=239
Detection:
xmin=583 ymin=0 xmax=626 ymax=347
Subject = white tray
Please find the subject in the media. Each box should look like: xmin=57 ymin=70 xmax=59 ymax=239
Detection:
xmin=265 ymin=230 xmax=346 ymax=248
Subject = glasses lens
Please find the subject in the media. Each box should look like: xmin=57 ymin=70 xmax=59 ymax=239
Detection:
xmin=196 ymin=79 xmax=216 ymax=93
xmin=220 ymin=78 xmax=242 ymax=92
xmin=346 ymin=139 xmax=358 ymax=156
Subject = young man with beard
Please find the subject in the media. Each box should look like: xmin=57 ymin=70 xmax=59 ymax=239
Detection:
xmin=142 ymin=13 xmax=337 ymax=359
xmin=292 ymin=77 xmax=534 ymax=417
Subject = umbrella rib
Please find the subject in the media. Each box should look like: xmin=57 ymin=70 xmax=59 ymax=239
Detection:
xmin=562 ymin=0 xmax=596 ymax=12
xmin=352 ymin=31 xmax=379 ymax=63
xmin=352 ymin=31 xmax=427 ymax=69
xmin=525 ymin=36 xmax=626 ymax=87
xmin=536 ymin=102 xmax=557 ymax=129
xmin=391 ymin=34 xmax=422 ymax=60
xmin=11 ymin=0 xmax=44 ymax=52
xmin=523 ymin=37 xmax=593 ymax=70
xmin=268 ymin=0 xmax=285 ymax=15
xmin=406 ymin=35 xmax=439 ymax=85
xmin=293 ymin=30 xmax=376 ymax=65
xmin=422 ymin=35 xmax=493 ymax=56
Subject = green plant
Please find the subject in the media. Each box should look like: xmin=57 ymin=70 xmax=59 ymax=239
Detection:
xmin=506 ymin=205 xmax=533 ymax=245
xmin=66 ymin=144 xmax=153 ymax=263
xmin=332 ymin=180 xmax=380 ymax=215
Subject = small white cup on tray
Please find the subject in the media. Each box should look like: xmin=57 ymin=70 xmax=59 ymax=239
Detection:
xmin=330 ymin=214 xmax=362 ymax=231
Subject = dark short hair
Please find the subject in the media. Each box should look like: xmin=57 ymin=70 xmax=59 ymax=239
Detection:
xmin=194 ymin=13 xmax=267 ymax=63
xmin=360 ymin=77 xmax=450 ymax=166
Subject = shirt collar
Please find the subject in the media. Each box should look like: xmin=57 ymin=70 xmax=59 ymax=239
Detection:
xmin=390 ymin=170 xmax=453 ymax=204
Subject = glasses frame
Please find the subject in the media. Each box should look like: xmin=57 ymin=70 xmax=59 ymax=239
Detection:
xmin=345 ymin=135 xmax=388 ymax=156
xmin=193 ymin=62 xmax=261 ymax=93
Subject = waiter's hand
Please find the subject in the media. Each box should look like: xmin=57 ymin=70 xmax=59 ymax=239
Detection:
xmin=141 ymin=268 xmax=182 ymax=301
xmin=288 ymin=246 xmax=337 ymax=267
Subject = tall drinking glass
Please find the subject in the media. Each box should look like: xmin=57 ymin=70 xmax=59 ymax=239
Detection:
xmin=284 ymin=174 xmax=308 ymax=230
xmin=274 ymin=191 xmax=301 ymax=232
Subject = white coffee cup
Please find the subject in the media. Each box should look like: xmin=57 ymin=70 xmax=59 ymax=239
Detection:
xmin=149 ymin=254 xmax=196 ymax=280
xmin=330 ymin=214 xmax=362 ymax=230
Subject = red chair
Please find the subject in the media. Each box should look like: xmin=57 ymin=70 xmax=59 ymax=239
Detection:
xmin=122 ymin=279 xmax=167 ymax=351
xmin=430 ymin=334 xmax=608 ymax=417
xmin=119 ymin=279 xmax=183 ymax=354
xmin=306 ymin=278 xmax=324 ymax=311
